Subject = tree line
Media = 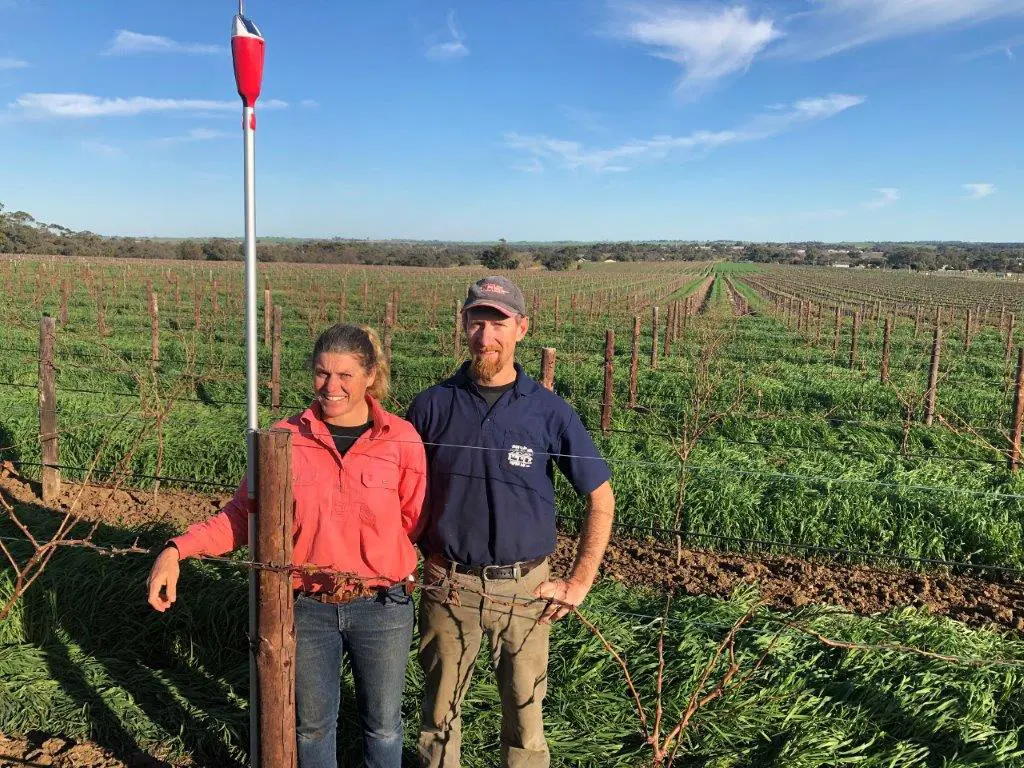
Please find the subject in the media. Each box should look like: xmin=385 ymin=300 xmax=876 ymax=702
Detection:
xmin=2 ymin=203 xmax=1022 ymax=272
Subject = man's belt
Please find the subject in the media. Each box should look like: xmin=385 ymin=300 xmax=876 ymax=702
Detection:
xmin=439 ymin=556 xmax=545 ymax=581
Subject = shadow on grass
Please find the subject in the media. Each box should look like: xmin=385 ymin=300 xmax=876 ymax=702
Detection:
xmin=3 ymin=497 xmax=424 ymax=767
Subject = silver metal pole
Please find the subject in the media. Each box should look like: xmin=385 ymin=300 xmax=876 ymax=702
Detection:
xmin=242 ymin=102 xmax=259 ymax=767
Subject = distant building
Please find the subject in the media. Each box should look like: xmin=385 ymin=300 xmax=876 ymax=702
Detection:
xmin=833 ymin=263 xmax=850 ymax=268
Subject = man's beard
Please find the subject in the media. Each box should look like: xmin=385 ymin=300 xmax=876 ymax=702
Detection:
xmin=470 ymin=348 xmax=504 ymax=381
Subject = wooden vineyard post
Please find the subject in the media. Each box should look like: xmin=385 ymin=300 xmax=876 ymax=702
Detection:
xmin=193 ymin=284 xmax=202 ymax=331
xmin=650 ymin=306 xmax=659 ymax=370
xmin=1011 ymin=348 xmax=1024 ymax=472
xmin=628 ymin=315 xmax=640 ymax=408
xmin=338 ymin=289 xmax=348 ymax=322
xmin=923 ymin=325 xmax=942 ymax=426
xmin=541 ymin=347 xmax=556 ymax=391
xmin=271 ymin=306 xmax=282 ymax=417
xmin=849 ymin=310 xmax=860 ymax=369
xmin=391 ymin=289 xmax=400 ymax=328
xmin=383 ymin=300 xmax=394 ymax=364
xmin=832 ymin=306 xmax=842 ymax=362
xmin=97 ymin=294 xmax=108 ymax=337
xmin=255 ymin=429 xmax=298 ymax=768
xmin=601 ymin=330 xmax=614 ymax=435
xmin=38 ymin=315 xmax=60 ymax=502
xmin=58 ymin=280 xmax=70 ymax=325
xmin=999 ymin=305 xmax=1006 ymax=333
xmin=263 ymin=288 xmax=272 ymax=348
xmin=532 ymin=294 xmax=541 ymax=333
xmin=914 ymin=306 xmax=922 ymax=339
xmin=815 ymin=303 xmax=823 ymax=344
xmin=964 ymin=308 xmax=973 ymax=350
xmin=1006 ymin=314 xmax=1016 ymax=363
xmin=880 ymin=317 xmax=892 ymax=384
xmin=212 ymin=280 xmax=220 ymax=319
xmin=149 ymin=289 xmax=159 ymax=366
xmin=554 ymin=295 xmax=560 ymax=333
xmin=361 ymin=279 xmax=369 ymax=314
xmin=663 ymin=302 xmax=673 ymax=360
xmin=681 ymin=300 xmax=689 ymax=339
xmin=453 ymin=299 xmax=462 ymax=361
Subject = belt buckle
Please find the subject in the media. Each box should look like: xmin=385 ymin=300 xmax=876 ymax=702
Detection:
xmin=482 ymin=562 xmax=521 ymax=581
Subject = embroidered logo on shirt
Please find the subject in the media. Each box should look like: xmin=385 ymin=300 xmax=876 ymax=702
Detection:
xmin=481 ymin=282 xmax=509 ymax=295
xmin=507 ymin=444 xmax=534 ymax=468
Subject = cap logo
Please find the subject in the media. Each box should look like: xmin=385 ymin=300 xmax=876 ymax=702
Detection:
xmin=480 ymin=282 xmax=509 ymax=295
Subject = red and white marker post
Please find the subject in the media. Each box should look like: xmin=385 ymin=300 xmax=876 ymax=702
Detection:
xmin=231 ymin=2 xmax=264 ymax=764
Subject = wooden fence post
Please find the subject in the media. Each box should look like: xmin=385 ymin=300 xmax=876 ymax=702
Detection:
xmin=453 ymin=299 xmax=462 ymax=361
xmin=59 ymin=280 xmax=70 ymax=325
xmin=149 ymin=290 xmax=159 ymax=366
xmin=832 ymin=306 xmax=842 ymax=362
xmin=263 ymin=288 xmax=272 ymax=348
xmin=628 ymin=315 xmax=640 ymax=408
xmin=383 ymin=300 xmax=394 ymax=364
xmin=880 ymin=317 xmax=892 ymax=384
xmin=923 ymin=325 xmax=942 ymax=426
xmin=1011 ymin=348 xmax=1024 ymax=472
xmin=1006 ymin=314 xmax=1016 ymax=363
xmin=650 ymin=306 xmax=659 ymax=369
xmin=541 ymin=347 xmax=556 ymax=391
xmin=849 ymin=310 xmax=860 ymax=369
xmin=255 ymin=429 xmax=298 ymax=768
xmin=271 ymin=306 xmax=282 ymax=417
xmin=38 ymin=315 xmax=60 ymax=502
xmin=663 ymin=302 xmax=673 ymax=359
xmin=98 ymin=294 xmax=108 ymax=337
xmin=602 ymin=330 xmax=614 ymax=435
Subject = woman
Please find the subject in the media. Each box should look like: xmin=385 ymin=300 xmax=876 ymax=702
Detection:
xmin=146 ymin=323 xmax=427 ymax=768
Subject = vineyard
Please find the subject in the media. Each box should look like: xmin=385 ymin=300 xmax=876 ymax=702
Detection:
xmin=1 ymin=254 xmax=1023 ymax=767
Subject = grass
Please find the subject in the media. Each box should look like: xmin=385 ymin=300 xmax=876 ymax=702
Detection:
xmin=2 ymin=505 xmax=1023 ymax=767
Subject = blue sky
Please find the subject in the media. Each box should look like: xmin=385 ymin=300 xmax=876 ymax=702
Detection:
xmin=0 ymin=0 xmax=1021 ymax=242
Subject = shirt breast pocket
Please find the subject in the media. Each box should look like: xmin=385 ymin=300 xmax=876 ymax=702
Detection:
xmin=361 ymin=468 xmax=399 ymax=492
xmin=502 ymin=431 xmax=541 ymax=473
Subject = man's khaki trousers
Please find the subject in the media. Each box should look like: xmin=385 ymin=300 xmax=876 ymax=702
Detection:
xmin=417 ymin=555 xmax=551 ymax=768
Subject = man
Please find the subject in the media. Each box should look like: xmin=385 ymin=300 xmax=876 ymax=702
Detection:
xmin=406 ymin=276 xmax=615 ymax=768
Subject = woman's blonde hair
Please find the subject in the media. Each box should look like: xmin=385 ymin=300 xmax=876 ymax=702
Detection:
xmin=308 ymin=323 xmax=390 ymax=400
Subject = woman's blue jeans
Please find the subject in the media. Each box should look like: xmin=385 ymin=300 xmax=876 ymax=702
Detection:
xmin=294 ymin=585 xmax=414 ymax=768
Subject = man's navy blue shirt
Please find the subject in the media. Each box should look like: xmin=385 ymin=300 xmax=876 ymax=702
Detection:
xmin=405 ymin=362 xmax=611 ymax=567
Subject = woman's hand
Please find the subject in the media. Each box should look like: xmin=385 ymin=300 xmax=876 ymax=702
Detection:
xmin=147 ymin=546 xmax=181 ymax=612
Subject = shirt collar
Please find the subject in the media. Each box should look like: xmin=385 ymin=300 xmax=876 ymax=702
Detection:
xmin=299 ymin=395 xmax=391 ymax=438
xmin=452 ymin=361 xmax=539 ymax=399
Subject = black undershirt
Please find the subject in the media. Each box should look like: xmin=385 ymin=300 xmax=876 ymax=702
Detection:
xmin=325 ymin=420 xmax=372 ymax=457
xmin=476 ymin=381 xmax=515 ymax=409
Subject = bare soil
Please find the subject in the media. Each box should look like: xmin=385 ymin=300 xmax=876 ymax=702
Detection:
xmin=0 ymin=732 xmax=185 ymax=768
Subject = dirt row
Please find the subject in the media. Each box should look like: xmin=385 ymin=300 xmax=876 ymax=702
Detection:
xmin=3 ymin=464 xmax=1022 ymax=631
xmin=0 ymin=732 xmax=179 ymax=768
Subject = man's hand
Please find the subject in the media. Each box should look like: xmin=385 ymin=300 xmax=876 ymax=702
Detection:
xmin=147 ymin=546 xmax=181 ymax=612
xmin=533 ymin=578 xmax=591 ymax=624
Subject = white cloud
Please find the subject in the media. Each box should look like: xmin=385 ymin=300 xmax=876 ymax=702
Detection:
xmin=863 ymin=187 xmax=901 ymax=209
xmin=507 ymin=93 xmax=864 ymax=172
xmin=959 ymin=34 xmax=1024 ymax=61
xmin=80 ymin=140 xmax=123 ymax=157
xmin=102 ymin=30 xmax=222 ymax=56
xmin=0 ymin=56 xmax=28 ymax=69
xmin=610 ymin=3 xmax=778 ymax=96
xmin=153 ymin=127 xmax=231 ymax=144
xmin=777 ymin=0 xmax=1024 ymax=60
xmin=9 ymin=93 xmax=287 ymax=118
xmin=963 ymin=182 xmax=996 ymax=199
xmin=426 ymin=10 xmax=470 ymax=61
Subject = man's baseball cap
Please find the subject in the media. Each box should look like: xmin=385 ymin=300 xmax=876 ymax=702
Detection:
xmin=462 ymin=276 xmax=527 ymax=317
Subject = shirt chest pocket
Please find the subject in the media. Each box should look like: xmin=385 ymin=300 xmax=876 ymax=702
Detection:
xmin=361 ymin=468 xmax=398 ymax=491
xmin=501 ymin=430 xmax=543 ymax=473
